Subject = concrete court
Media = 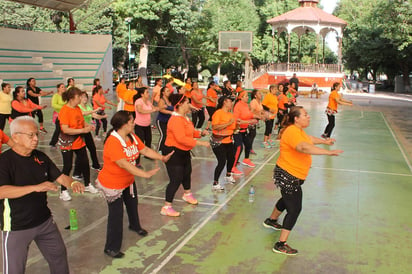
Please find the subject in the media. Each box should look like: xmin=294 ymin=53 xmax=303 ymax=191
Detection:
xmin=1 ymin=92 xmax=411 ymax=274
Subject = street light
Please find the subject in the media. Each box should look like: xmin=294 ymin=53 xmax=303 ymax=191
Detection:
xmin=125 ymin=17 xmax=132 ymax=77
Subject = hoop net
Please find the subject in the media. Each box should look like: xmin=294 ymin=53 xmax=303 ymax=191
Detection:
xmin=228 ymin=47 xmax=238 ymax=53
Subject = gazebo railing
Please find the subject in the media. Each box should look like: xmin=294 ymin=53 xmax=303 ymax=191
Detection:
xmin=264 ymin=63 xmax=341 ymax=73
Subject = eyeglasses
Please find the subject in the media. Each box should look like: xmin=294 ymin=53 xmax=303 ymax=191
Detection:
xmin=15 ymin=132 xmax=39 ymax=138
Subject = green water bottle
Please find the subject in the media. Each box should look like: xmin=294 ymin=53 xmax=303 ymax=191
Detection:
xmin=69 ymin=209 xmax=78 ymax=231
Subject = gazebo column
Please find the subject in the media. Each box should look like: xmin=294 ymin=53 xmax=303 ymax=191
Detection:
xmin=337 ymin=36 xmax=343 ymax=72
xmin=287 ymin=33 xmax=291 ymax=71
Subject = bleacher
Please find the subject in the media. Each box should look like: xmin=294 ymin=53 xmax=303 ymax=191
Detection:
xmin=0 ymin=27 xmax=112 ymax=93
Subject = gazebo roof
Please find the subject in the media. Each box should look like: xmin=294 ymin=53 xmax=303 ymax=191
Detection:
xmin=9 ymin=0 xmax=87 ymax=11
xmin=267 ymin=6 xmax=347 ymax=27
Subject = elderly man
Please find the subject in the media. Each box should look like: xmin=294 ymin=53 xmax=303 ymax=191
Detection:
xmin=0 ymin=116 xmax=84 ymax=274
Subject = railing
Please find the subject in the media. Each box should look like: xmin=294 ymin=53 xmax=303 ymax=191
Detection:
xmin=263 ymin=63 xmax=342 ymax=73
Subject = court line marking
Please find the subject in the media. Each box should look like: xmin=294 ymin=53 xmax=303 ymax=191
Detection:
xmin=139 ymin=194 xmax=217 ymax=207
xmin=149 ymin=149 xmax=280 ymax=274
xmin=380 ymin=112 xmax=412 ymax=173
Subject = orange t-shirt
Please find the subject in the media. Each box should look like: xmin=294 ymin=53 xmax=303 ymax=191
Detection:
xmin=235 ymin=86 xmax=244 ymax=94
xmin=98 ymin=133 xmax=145 ymax=189
xmin=211 ymin=109 xmax=236 ymax=143
xmin=327 ymin=90 xmax=339 ymax=111
xmin=184 ymin=84 xmax=192 ymax=98
xmin=276 ymin=125 xmax=313 ymax=179
xmin=116 ymin=83 xmax=127 ymax=100
xmin=93 ymin=93 xmax=107 ymax=110
xmin=233 ymin=101 xmax=254 ymax=129
xmin=191 ymin=89 xmax=204 ymax=108
xmin=165 ymin=114 xmax=201 ymax=151
xmin=262 ymin=93 xmax=278 ymax=119
xmin=58 ymin=105 xmax=86 ymax=150
xmin=206 ymin=88 xmax=218 ymax=107
xmin=278 ymin=93 xmax=288 ymax=110
xmin=0 ymin=129 xmax=10 ymax=154
xmin=122 ymin=89 xmax=137 ymax=112
xmin=152 ymin=85 xmax=161 ymax=103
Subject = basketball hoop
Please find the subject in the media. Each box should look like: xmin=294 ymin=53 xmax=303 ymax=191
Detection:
xmin=228 ymin=47 xmax=238 ymax=53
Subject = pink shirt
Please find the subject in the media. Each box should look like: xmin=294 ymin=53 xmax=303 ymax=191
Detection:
xmin=134 ymin=98 xmax=152 ymax=126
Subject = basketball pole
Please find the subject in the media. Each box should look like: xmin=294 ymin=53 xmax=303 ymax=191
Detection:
xmin=244 ymin=52 xmax=253 ymax=89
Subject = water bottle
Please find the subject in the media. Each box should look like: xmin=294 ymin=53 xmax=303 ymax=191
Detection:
xmin=248 ymin=185 xmax=255 ymax=203
xmin=69 ymin=209 xmax=78 ymax=231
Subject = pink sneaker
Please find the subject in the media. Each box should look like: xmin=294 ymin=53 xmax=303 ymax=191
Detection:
xmin=160 ymin=206 xmax=180 ymax=217
xmin=242 ymin=158 xmax=256 ymax=168
xmin=182 ymin=192 xmax=198 ymax=205
xmin=231 ymin=167 xmax=243 ymax=176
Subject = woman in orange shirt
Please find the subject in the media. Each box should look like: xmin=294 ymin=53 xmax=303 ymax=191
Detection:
xmin=10 ymin=86 xmax=46 ymax=120
xmin=276 ymin=83 xmax=292 ymax=136
xmin=205 ymin=81 xmax=220 ymax=131
xmin=263 ymin=106 xmax=343 ymax=255
xmin=59 ymin=87 xmax=97 ymax=201
xmin=211 ymin=96 xmax=237 ymax=191
xmin=262 ymin=84 xmax=279 ymax=148
xmin=190 ymin=81 xmax=205 ymax=129
xmin=322 ymin=82 xmax=353 ymax=139
xmin=249 ymin=89 xmax=264 ymax=154
xmin=232 ymin=91 xmax=260 ymax=176
xmin=93 ymin=85 xmax=116 ymax=138
xmin=161 ymin=94 xmax=210 ymax=217
xmin=97 ymin=111 xmax=172 ymax=258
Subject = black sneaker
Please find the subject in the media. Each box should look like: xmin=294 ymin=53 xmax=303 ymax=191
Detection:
xmin=104 ymin=249 xmax=125 ymax=258
xmin=272 ymin=242 xmax=298 ymax=255
xmin=263 ymin=218 xmax=282 ymax=230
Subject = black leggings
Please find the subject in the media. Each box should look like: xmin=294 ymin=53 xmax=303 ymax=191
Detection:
xmin=264 ymin=119 xmax=274 ymax=136
xmin=275 ymin=186 xmax=303 ymax=231
xmin=192 ymin=108 xmax=205 ymax=129
xmin=73 ymin=132 xmax=100 ymax=176
xmin=206 ymin=106 xmax=216 ymax=122
xmin=95 ymin=118 xmax=108 ymax=136
xmin=104 ymin=183 xmax=142 ymax=252
xmin=156 ymin=120 xmax=168 ymax=153
xmin=323 ymin=114 xmax=335 ymax=138
xmin=233 ymin=131 xmax=252 ymax=165
xmin=0 ymin=113 xmax=10 ymax=130
xmin=134 ymin=124 xmax=152 ymax=164
xmin=61 ymin=146 xmax=90 ymax=190
xmin=49 ymin=118 xmax=60 ymax=146
xmin=32 ymin=109 xmax=44 ymax=124
xmin=163 ymin=146 xmax=192 ymax=203
xmin=212 ymin=142 xmax=235 ymax=181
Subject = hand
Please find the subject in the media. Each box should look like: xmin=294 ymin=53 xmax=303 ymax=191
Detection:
xmin=35 ymin=182 xmax=58 ymax=192
xmin=144 ymin=167 xmax=160 ymax=178
xmin=161 ymin=151 xmax=174 ymax=163
xmin=329 ymin=149 xmax=344 ymax=156
xmin=41 ymin=105 xmax=47 ymax=109
xmin=107 ymin=106 xmax=112 ymax=110
xmin=95 ymin=107 xmax=102 ymax=112
xmin=201 ymin=129 xmax=209 ymax=136
xmin=228 ymin=118 xmax=235 ymax=124
xmin=71 ymin=181 xmax=85 ymax=194
xmin=324 ymin=138 xmax=336 ymax=145
xmin=250 ymin=119 xmax=258 ymax=125
xmin=48 ymin=91 xmax=54 ymax=95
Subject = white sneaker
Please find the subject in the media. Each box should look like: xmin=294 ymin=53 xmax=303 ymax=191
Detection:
xmin=94 ymin=136 xmax=102 ymax=141
xmin=59 ymin=190 xmax=72 ymax=201
xmin=85 ymin=184 xmax=99 ymax=194
xmin=212 ymin=183 xmax=225 ymax=191
xmin=224 ymin=175 xmax=236 ymax=184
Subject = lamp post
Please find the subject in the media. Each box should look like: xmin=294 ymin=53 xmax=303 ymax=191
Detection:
xmin=125 ymin=17 xmax=132 ymax=77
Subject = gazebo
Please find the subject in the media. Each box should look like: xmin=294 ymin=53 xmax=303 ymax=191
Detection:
xmin=253 ymin=0 xmax=348 ymax=89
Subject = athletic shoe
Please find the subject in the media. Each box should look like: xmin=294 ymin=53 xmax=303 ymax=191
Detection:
xmin=224 ymin=175 xmax=236 ymax=184
xmin=94 ymin=136 xmax=102 ymax=141
xmin=212 ymin=183 xmax=225 ymax=191
xmin=272 ymin=242 xmax=298 ymax=256
xmin=104 ymin=249 xmax=125 ymax=258
xmin=231 ymin=167 xmax=243 ymax=176
xmin=182 ymin=192 xmax=198 ymax=205
xmin=160 ymin=206 xmax=180 ymax=217
xmin=262 ymin=218 xmax=282 ymax=230
xmin=268 ymin=139 xmax=276 ymax=146
xmin=85 ymin=184 xmax=99 ymax=194
xmin=59 ymin=190 xmax=72 ymax=201
xmin=72 ymin=175 xmax=83 ymax=181
xmin=261 ymin=141 xmax=271 ymax=149
xmin=242 ymin=159 xmax=256 ymax=168
xmin=91 ymin=166 xmax=102 ymax=171
xmin=39 ymin=127 xmax=47 ymax=134
xmin=250 ymin=149 xmax=257 ymax=155
xmin=321 ymin=133 xmax=328 ymax=139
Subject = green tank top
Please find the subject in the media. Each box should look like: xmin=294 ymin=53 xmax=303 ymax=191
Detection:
xmin=79 ymin=104 xmax=93 ymax=124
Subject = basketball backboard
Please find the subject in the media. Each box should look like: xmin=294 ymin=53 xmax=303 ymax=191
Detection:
xmin=218 ymin=31 xmax=253 ymax=53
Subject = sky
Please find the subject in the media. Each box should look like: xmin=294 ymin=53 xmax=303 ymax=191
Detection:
xmin=320 ymin=0 xmax=340 ymax=53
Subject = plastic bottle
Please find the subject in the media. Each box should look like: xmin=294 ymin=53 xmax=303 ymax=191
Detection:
xmin=248 ymin=185 xmax=255 ymax=203
xmin=69 ymin=209 xmax=78 ymax=231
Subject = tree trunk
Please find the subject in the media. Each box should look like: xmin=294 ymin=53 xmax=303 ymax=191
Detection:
xmin=402 ymin=63 xmax=410 ymax=92
xmin=181 ymin=41 xmax=189 ymax=80
xmin=138 ymin=39 xmax=149 ymax=86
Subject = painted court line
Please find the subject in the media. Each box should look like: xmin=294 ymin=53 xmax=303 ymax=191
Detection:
xmin=149 ymin=149 xmax=280 ymax=274
xmin=380 ymin=112 xmax=412 ymax=173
